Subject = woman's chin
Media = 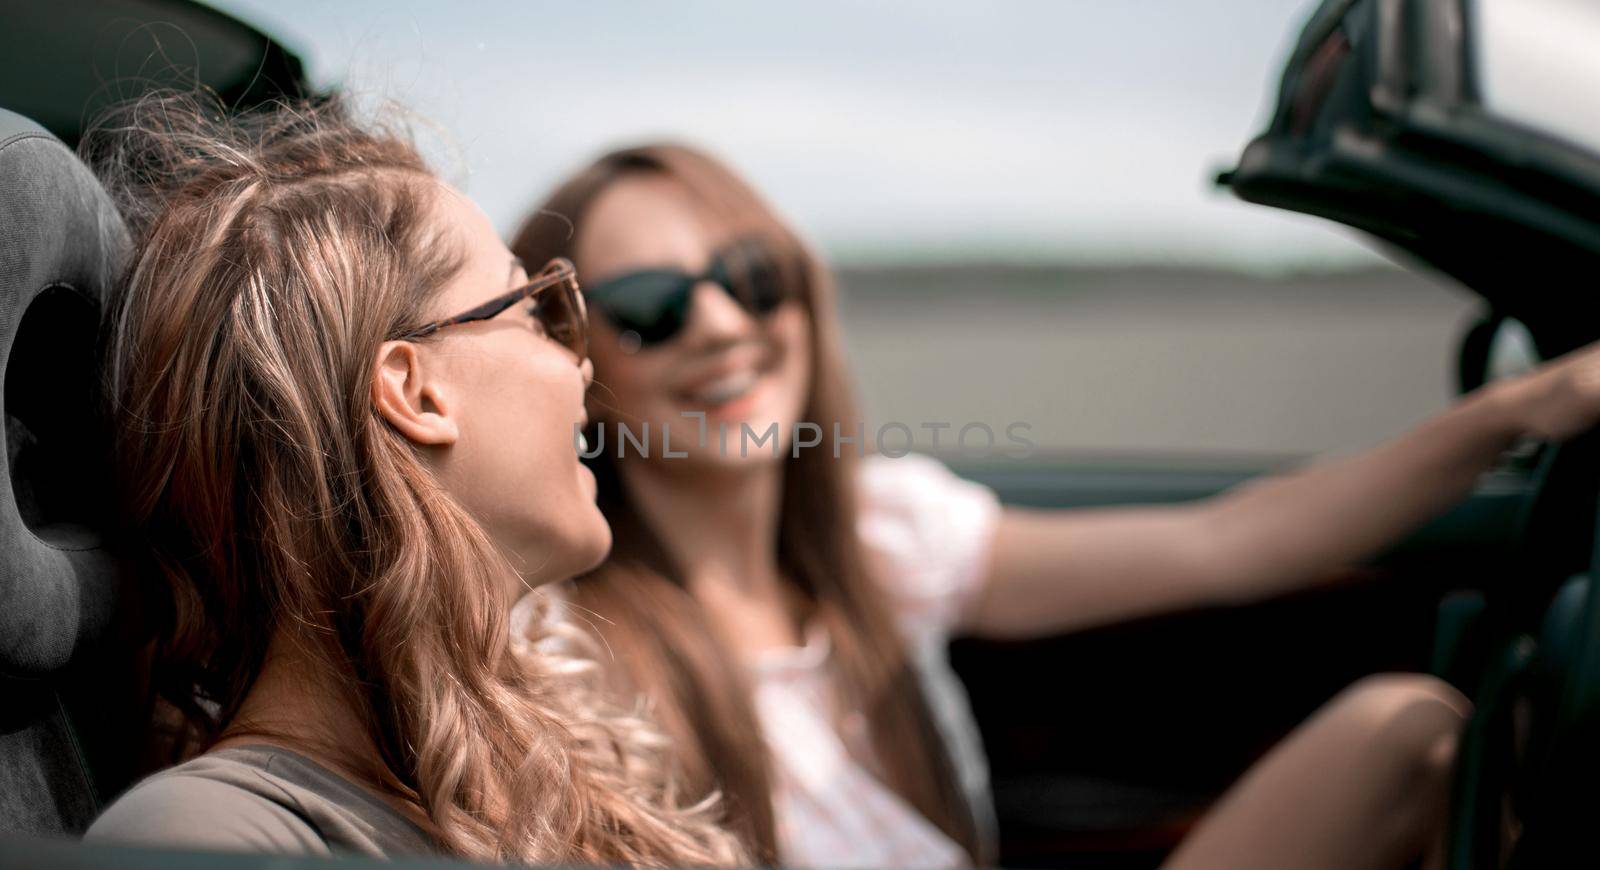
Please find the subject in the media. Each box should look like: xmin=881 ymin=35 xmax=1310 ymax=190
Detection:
xmin=578 ymin=514 xmax=614 ymax=573
xmin=669 ymin=411 xmax=802 ymax=467
xmin=560 ymin=504 xmax=614 ymax=579
xmin=511 ymin=510 xmax=612 ymax=587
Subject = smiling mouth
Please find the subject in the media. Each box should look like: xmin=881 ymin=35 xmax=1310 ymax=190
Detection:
xmin=689 ymin=370 xmax=760 ymax=406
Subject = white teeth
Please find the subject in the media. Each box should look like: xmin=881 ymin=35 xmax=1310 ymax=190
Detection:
xmin=577 ymin=432 xmax=589 ymax=453
xmin=695 ymin=371 xmax=758 ymax=405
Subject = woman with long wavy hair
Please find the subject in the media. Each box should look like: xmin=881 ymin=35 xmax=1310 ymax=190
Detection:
xmin=511 ymin=143 xmax=1600 ymax=868
xmin=81 ymin=96 xmax=744 ymax=865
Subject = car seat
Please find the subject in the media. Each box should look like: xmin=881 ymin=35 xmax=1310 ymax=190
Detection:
xmin=0 ymin=106 xmax=148 ymax=836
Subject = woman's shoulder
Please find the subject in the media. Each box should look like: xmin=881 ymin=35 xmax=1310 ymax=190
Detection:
xmin=857 ymin=451 xmax=995 ymax=513
xmin=86 ymin=745 xmax=431 ymax=858
xmin=86 ymin=750 xmax=331 ymax=854
xmin=856 ymin=453 xmax=1003 ymax=637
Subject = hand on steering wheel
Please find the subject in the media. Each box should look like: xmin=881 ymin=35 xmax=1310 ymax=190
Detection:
xmin=1493 ymin=339 xmax=1600 ymax=444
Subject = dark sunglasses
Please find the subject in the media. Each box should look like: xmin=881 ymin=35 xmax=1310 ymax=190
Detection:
xmin=582 ymin=237 xmax=793 ymax=348
xmin=399 ymin=257 xmax=588 ymax=362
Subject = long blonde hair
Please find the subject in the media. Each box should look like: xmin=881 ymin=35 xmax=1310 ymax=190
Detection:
xmin=512 ymin=144 xmax=981 ymax=863
xmin=90 ymin=94 xmax=745 ymax=865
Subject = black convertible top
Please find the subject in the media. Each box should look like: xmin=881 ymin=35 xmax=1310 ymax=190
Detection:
xmin=0 ymin=0 xmax=308 ymax=149
xmin=1221 ymin=0 xmax=1600 ymax=356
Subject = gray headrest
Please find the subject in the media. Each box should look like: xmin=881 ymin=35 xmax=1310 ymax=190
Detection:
xmin=0 ymin=107 xmax=131 ymax=678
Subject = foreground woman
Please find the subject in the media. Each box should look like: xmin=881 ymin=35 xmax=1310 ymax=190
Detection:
xmin=512 ymin=143 xmax=1600 ymax=868
xmin=83 ymin=98 xmax=743 ymax=865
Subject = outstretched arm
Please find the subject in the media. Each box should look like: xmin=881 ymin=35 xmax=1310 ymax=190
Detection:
xmin=964 ymin=339 xmax=1600 ymax=638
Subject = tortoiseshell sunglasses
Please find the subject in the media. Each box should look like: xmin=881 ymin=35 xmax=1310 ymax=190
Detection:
xmin=398 ymin=257 xmax=588 ymax=362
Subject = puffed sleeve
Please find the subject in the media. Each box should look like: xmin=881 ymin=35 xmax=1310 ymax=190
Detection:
xmin=857 ymin=452 xmax=1002 ymax=642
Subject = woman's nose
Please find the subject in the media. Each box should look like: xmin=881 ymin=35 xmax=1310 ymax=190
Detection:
xmin=681 ymin=280 xmax=753 ymax=346
xmin=579 ymin=356 xmax=595 ymax=390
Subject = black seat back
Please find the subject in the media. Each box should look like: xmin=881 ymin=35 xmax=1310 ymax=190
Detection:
xmin=0 ymin=107 xmax=142 ymax=835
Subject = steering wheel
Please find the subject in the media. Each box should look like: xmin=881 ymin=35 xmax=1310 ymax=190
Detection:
xmin=1447 ymin=428 xmax=1600 ymax=868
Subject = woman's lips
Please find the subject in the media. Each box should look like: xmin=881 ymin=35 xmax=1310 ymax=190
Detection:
xmin=674 ymin=342 xmax=773 ymax=398
xmin=671 ymin=341 xmax=784 ymax=423
xmin=689 ymin=370 xmax=758 ymax=405
xmin=684 ymin=374 xmax=768 ymax=421
xmin=707 ymin=392 xmax=761 ymax=421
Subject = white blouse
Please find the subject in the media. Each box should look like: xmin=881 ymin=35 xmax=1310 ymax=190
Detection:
xmin=755 ymin=452 xmax=1000 ymax=868
xmin=513 ymin=453 xmax=1002 ymax=868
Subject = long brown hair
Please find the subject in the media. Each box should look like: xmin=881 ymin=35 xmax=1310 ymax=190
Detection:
xmin=511 ymin=144 xmax=981 ymax=862
xmin=89 ymin=95 xmax=744 ymax=865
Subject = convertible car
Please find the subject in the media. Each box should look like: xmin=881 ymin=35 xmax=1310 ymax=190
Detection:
xmin=3 ymin=0 xmax=1597 ymax=867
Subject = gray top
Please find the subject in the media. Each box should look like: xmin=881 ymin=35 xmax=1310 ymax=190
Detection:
xmin=85 ymin=745 xmax=435 ymax=857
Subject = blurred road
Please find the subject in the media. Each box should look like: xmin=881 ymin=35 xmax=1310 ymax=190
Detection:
xmin=836 ymin=264 xmax=1479 ymax=459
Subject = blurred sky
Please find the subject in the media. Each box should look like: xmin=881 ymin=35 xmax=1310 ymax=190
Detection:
xmin=204 ymin=0 xmax=1387 ymax=270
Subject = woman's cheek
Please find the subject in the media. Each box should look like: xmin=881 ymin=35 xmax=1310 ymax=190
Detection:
xmin=776 ymin=308 xmax=814 ymax=416
xmin=596 ymin=358 xmax=670 ymax=421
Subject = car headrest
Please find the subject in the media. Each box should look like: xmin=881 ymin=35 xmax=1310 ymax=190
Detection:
xmin=1 ymin=108 xmax=141 ymax=835
xmin=0 ymin=107 xmax=129 ymax=681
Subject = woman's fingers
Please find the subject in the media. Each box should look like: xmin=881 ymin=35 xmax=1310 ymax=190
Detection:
xmin=1500 ymin=340 xmax=1600 ymax=442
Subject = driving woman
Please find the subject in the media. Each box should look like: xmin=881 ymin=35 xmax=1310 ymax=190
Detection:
xmin=511 ymin=143 xmax=1600 ymax=868
xmin=82 ymin=98 xmax=744 ymax=865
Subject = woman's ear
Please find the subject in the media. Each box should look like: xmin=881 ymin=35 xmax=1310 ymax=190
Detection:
xmin=373 ymin=340 xmax=459 ymax=446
